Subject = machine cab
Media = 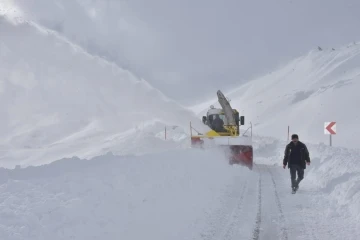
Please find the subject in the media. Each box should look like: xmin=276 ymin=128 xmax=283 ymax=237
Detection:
xmin=203 ymin=110 xmax=227 ymax=128
xmin=202 ymin=106 xmax=245 ymax=131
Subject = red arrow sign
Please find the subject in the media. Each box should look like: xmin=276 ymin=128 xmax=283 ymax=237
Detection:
xmin=324 ymin=122 xmax=336 ymax=134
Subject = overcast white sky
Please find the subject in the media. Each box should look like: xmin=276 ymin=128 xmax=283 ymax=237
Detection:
xmin=6 ymin=0 xmax=360 ymax=104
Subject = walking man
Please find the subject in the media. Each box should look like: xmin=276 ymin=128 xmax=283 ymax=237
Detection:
xmin=283 ymin=134 xmax=311 ymax=193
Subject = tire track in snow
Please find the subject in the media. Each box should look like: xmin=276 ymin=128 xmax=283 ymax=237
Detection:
xmin=251 ymin=164 xmax=262 ymax=240
xmin=219 ymin=181 xmax=249 ymax=240
xmin=200 ymin=178 xmax=249 ymax=240
xmin=266 ymin=166 xmax=289 ymax=240
xmin=269 ymin=166 xmax=320 ymax=240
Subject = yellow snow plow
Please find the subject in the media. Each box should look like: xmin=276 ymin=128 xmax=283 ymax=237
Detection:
xmin=190 ymin=90 xmax=253 ymax=169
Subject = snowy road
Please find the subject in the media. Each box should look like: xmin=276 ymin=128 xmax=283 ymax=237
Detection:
xmin=199 ymin=164 xmax=359 ymax=240
xmin=0 ymin=151 xmax=358 ymax=240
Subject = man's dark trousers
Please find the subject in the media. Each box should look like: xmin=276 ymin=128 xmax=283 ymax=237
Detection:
xmin=289 ymin=164 xmax=304 ymax=188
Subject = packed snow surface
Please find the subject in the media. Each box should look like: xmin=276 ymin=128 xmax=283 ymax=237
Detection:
xmin=0 ymin=149 xmax=248 ymax=240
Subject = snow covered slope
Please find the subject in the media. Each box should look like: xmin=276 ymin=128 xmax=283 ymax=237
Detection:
xmin=0 ymin=17 xmax=208 ymax=168
xmin=5 ymin=0 xmax=360 ymax=105
xmin=192 ymin=43 xmax=360 ymax=149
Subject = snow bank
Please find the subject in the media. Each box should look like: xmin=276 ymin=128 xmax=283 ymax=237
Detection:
xmin=252 ymin=135 xmax=360 ymax=224
xmin=0 ymin=17 xmax=209 ymax=168
xmin=191 ymin=43 xmax=360 ymax=149
xmin=305 ymin=143 xmax=360 ymax=223
xmin=0 ymin=148 xmax=250 ymax=240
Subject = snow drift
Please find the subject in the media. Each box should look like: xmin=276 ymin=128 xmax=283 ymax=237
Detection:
xmin=0 ymin=17 xmax=208 ymax=168
xmin=192 ymin=43 xmax=360 ymax=149
xmin=0 ymin=148 xmax=252 ymax=240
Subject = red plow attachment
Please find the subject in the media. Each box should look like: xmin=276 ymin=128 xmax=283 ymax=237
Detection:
xmin=190 ymin=134 xmax=253 ymax=170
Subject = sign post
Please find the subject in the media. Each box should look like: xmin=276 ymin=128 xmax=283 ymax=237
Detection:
xmin=324 ymin=122 xmax=336 ymax=146
xmin=287 ymin=125 xmax=290 ymax=141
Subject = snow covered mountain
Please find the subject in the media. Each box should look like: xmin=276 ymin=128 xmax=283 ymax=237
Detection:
xmin=5 ymin=0 xmax=360 ymax=104
xmin=0 ymin=16 xmax=208 ymax=168
xmin=192 ymin=43 xmax=360 ymax=149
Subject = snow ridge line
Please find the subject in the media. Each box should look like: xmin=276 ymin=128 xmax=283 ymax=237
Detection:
xmin=251 ymin=164 xmax=262 ymax=240
xmin=220 ymin=179 xmax=249 ymax=239
xmin=205 ymin=179 xmax=248 ymax=240
xmin=266 ymin=166 xmax=289 ymax=240
xmin=198 ymin=177 xmax=249 ymax=240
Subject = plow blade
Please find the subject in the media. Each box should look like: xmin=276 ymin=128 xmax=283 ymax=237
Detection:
xmin=191 ymin=136 xmax=253 ymax=170
xmin=227 ymin=145 xmax=253 ymax=169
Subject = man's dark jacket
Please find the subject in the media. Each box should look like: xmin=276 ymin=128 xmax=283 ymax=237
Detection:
xmin=283 ymin=141 xmax=310 ymax=169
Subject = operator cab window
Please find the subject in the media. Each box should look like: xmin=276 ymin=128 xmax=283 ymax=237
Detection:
xmin=208 ymin=115 xmax=213 ymax=125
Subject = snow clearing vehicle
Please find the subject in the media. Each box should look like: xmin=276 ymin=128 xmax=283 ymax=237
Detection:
xmin=190 ymin=90 xmax=253 ymax=169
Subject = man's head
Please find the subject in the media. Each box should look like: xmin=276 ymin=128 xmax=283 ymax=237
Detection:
xmin=291 ymin=134 xmax=299 ymax=144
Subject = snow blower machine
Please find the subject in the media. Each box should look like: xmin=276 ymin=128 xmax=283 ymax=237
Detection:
xmin=190 ymin=90 xmax=253 ymax=169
